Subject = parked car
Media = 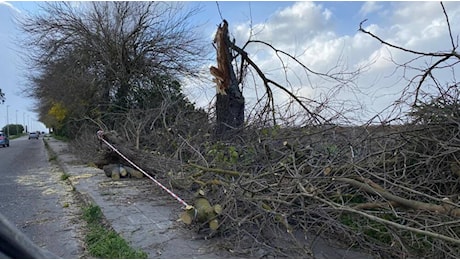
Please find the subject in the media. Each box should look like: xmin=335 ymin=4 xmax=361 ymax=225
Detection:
xmin=0 ymin=133 xmax=9 ymax=147
xmin=28 ymin=132 xmax=39 ymax=140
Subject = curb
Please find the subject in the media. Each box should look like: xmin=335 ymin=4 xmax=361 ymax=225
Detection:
xmin=44 ymin=138 xmax=100 ymax=209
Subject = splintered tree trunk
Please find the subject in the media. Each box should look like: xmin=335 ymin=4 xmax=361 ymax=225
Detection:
xmin=211 ymin=20 xmax=244 ymax=138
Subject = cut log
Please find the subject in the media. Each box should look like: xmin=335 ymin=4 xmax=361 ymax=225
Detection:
xmin=119 ymin=166 xmax=128 ymax=177
xmin=124 ymin=166 xmax=144 ymax=179
xmin=103 ymin=164 xmax=119 ymax=177
xmin=111 ymin=167 xmax=120 ymax=180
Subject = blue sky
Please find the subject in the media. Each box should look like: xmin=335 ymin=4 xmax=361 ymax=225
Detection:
xmin=1 ymin=1 xmax=460 ymax=129
xmin=188 ymin=1 xmax=367 ymax=40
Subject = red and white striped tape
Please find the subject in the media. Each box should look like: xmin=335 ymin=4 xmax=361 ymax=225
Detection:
xmin=97 ymin=132 xmax=191 ymax=208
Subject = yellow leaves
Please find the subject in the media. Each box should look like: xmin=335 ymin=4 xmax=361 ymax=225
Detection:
xmin=48 ymin=102 xmax=68 ymax=123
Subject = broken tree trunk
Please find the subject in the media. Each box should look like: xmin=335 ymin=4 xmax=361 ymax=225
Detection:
xmin=210 ymin=20 xmax=245 ymax=138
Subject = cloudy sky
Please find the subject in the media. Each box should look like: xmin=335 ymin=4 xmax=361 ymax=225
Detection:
xmin=1 ymin=1 xmax=460 ymax=129
xmin=185 ymin=1 xmax=460 ymax=124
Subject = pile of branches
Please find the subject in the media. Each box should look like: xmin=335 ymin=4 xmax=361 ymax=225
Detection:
xmin=178 ymin=120 xmax=460 ymax=258
xmin=68 ymin=84 xmax=460 ymax=258
xmin=71 ymin=113 xmax=460 ymax=258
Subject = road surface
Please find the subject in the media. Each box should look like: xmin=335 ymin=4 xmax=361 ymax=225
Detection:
xmin=0 ymin=135 xmax=84 ymax=258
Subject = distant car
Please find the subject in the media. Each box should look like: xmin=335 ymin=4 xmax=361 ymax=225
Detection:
xmin=0 ymin=133 xmax=9 ymax=147
xmin=28 ymin=132 xmax=39 ymax=140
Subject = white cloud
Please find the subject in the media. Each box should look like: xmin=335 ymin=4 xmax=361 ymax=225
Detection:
xmin=0 ymin=1 xmax=21 ymax=13
xmin=235 ymin=1 xmax=334 ymax=47
xmin=359 ymin=2 xmax=383 ymax=17
xmin=220 ymin=1 xmax=460 ymax=123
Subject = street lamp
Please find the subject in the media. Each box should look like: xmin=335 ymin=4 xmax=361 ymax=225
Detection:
xmin=6 ymin=105 xmax=9 ymax=136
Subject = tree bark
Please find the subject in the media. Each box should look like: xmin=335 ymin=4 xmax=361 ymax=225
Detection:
xmin=211 ymin=20 xmax=244 ymax=138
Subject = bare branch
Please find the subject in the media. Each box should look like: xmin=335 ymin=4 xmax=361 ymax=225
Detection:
xmin=359 ymin=19 xmax=453 ymax=58
xmin=440 ymin=2 xmax=457 ymax=50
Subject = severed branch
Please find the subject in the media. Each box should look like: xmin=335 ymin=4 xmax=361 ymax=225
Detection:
xmin=358 ymin=19 xmax=458 ymax=58
xmin=187 ymin=163 xmax=249 ymax=177
xmin=297 ymin=183 xmax=460 ymax=246
xmin=440 ymin=2 xmax=458 ymax=50
xmin=335 ymin=177 xmax=460 ymax=217
xmin=245 ymin=40 xmax=361 ymax=84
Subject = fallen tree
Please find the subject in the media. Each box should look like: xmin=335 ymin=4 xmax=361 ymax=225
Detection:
xmin=68 ymin=13 xmax=460 ymax=258
xmin=71 ymin=121 xmax=460 ymax=258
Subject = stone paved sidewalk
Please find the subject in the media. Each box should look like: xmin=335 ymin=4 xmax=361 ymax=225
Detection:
xmin=46 ymin=138 xmax=231 ymax=258
xmin=46 ymin=137 xmax=372 ymax=259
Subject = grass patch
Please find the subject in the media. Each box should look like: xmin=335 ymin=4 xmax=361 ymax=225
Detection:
xmin=60 ymin=173 xmax=71 ymax=181
xmin=43 ymin=139 xmax=57 ymax=162
xmin=82 ymin=204 xmax=147 ymax=259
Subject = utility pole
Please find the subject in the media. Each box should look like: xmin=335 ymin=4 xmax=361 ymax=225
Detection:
xmin=16 ymin=110 xmax=18 ymax=135
xmin=0 ymin=90 xmax=5 ymax=134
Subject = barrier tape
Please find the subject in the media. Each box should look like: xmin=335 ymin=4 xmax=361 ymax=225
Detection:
xmin=97 ymin=131 xmax=191 ymax=209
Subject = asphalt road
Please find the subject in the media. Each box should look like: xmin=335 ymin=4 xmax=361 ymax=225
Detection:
xmin=0 ymin=135 xmax=84 ymax=258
